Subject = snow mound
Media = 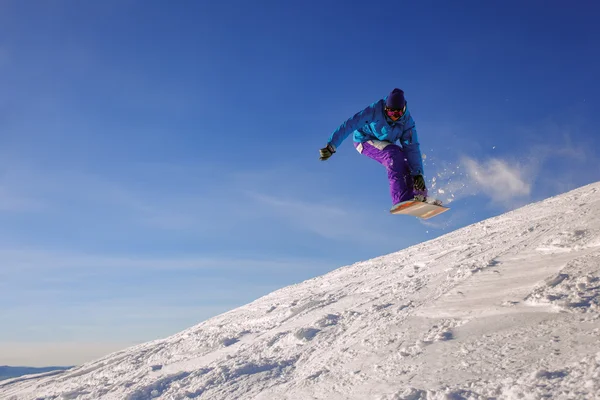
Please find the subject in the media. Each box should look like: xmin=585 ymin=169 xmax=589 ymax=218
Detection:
xmin=525 ymin=251 xmax=600 ymax=313
xmin=2 ymin=182 xmax=600 ymax=400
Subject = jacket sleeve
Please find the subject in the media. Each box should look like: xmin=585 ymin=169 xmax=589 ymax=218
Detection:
xmin=327 ymin=101 xmax=378 ymax=149
xmin=399 ymin=114 xmax=425 ymax=176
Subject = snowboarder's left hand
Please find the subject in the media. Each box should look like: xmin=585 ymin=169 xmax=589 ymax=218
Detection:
xmin=413 ymin=175 xmax=426 ymax=190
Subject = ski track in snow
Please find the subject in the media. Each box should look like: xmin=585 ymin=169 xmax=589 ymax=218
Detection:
xmin=2 ymin=183 xmax=600 ymax=400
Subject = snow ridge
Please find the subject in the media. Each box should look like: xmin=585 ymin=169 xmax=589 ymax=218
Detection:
xmin=2 ymin=182 xmax=600 ymax=400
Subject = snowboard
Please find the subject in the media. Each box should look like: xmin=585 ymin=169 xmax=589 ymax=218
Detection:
xmin=390 ymin=199 xmax=449 ymax=219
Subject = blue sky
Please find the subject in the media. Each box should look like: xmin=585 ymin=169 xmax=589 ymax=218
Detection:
xmin=1 ymin=0 xmax=599 ymax=366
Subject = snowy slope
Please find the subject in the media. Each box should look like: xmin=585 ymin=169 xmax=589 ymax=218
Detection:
xmin=2 ymin=183 xmax=600 ymax=400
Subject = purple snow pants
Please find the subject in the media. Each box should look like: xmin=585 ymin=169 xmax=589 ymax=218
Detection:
xmin=354 ymin=141 xmax=426 ymax=205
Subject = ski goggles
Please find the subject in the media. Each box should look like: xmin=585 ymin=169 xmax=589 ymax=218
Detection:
xmin=385 ymin=105 xmax=406 ymax=118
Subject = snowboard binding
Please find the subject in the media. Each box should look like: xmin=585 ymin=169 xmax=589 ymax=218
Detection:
xmin=413 ymin=194 xmax=443 ymax=206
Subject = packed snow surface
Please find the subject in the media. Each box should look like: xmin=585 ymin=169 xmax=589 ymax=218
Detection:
xmin=2 ymin=183 xmax=600 ymax=400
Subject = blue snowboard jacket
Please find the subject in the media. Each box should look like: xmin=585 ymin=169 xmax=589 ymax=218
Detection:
xmin=327 ymin=97 xmax=425 ymax=176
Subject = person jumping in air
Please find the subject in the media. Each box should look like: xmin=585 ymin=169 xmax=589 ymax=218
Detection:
xmin=319 ymin=88 xmax=430 ymax=212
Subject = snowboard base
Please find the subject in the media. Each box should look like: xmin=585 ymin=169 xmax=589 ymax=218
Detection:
xmin=390 ymin=200 xmax=449 ymax=220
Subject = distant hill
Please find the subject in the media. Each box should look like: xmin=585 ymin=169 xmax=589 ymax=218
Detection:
xmin=0 ymin=366 xmax=72 ymax=381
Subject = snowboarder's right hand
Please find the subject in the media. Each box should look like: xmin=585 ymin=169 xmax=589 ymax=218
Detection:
xmin=319 ymin=144 xmax=336 ymax=161
xmin=413 ymin=175 xmax=426 ymax=191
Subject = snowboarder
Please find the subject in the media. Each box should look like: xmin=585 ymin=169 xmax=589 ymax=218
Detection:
xmin=319 ymin=88 xmax=428 ymax=211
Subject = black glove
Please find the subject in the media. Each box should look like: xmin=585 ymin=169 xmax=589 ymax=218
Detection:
xmin=319 ymin=144 xmax=336 ymax=161
xmin=413 ymin=174 xmax=426 ymax=190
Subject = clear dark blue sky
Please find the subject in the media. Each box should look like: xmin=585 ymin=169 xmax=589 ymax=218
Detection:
xmin=1 ymin=0 xmax=599 ymax=365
